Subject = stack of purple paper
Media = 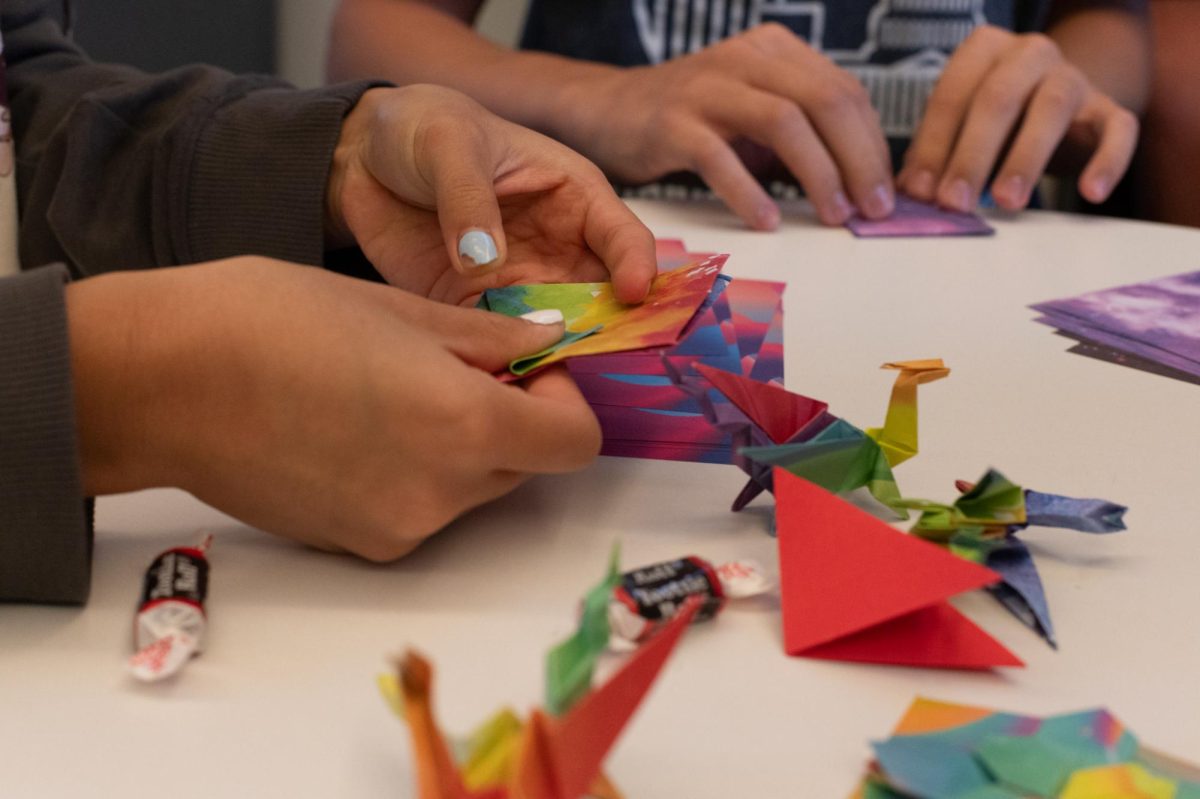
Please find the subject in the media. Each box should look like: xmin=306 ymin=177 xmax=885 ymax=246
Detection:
xmin=570 ymin=240 xmax=786 ymax=463
xmin=1031 ymin=270 xmax=1200 ymax=385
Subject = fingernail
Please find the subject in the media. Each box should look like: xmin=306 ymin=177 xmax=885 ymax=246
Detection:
xmin=829 ymin=191 xmax=854 ymax=223
xmin=458 ymin=229 xmax=499 ymax=268
xmin=1085 ymin=175 xmax=1111 ymax=202
xmin=908 ymin=169 xmax=936 ymax=200
xmin=865 ymin=183 xmax=894 ymax=218
xmin=996 ymin=175 xmax=1027 ymax=208
xmin=755 ymin=203 xmax=781 ymax=230
xmin=519 ymin=309 xmax=564 ymax=325
xmin=944 ymin=179 xmax=973 ymax=212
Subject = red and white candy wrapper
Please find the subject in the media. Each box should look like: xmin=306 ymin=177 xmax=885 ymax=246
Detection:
xmin=129 ymin=534 xmax=212 ymax=682
xmin=608 ymin=556 xmax=771 ymax=648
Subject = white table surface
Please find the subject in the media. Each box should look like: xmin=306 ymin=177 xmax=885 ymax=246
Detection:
xmin=3 ymin=199 xmax=1199 ymax=797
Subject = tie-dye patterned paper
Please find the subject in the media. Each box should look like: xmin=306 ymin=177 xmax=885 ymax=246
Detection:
xmin=479 ymin=254 xmax=727 ymax=376
xmin=846 ymin=196 xmax=994 ymax=238
xmin=1031 ymin=270 xmax=1200 ymax=381
xmin=569 ymin=240 xmax=786 ymax=465
xmin=852 ymin=698 xmax=1200 ymax=799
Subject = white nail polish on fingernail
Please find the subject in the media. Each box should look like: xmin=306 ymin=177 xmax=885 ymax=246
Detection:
xmin=519 ymin=309 xmax=564 ymax=325
xmin=458 ymin=229 xmax=499 ymax=268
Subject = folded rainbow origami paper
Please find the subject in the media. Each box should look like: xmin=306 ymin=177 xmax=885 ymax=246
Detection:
xmin=378 ymin=597 xmax=700 ymax=799
xmin=896 ymin=469 xmax=1128 ymax=648
xmin=479 ymin=254 xmax=727 ymax=377
xmin=853 ymin=697 xmax=1200 ymax=798
xmin=774 ymin=469 xmax=1022 ymax=670
xmin=564 ymin=240 xmax=786 ymax=464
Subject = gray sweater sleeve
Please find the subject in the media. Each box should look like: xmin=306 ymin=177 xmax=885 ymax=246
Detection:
xmin=4 ymin=0 xmax=386 ymax=276
xmin=0 ymin=1 xmax=387 ymax=603
xmin=0 ymin=264 xmax=89 ymax=603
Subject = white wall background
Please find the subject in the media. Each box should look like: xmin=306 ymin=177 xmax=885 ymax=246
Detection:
xmin=276 ymin=0 xmax=531 ymax=88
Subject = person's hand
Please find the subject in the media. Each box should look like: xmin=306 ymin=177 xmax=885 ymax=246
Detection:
xmin=549 ymin=23 xmax=895 ymax=230
xmin=898 ymin=25 xmax=1139 ymax=212
xmin=326 ymin=85 xmax=656 ymax=307
xmin=66 ymin=257 xmax=601 ymax=560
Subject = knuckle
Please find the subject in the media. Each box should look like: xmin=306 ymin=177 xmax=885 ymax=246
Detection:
xmin=686 ymin=134 xmax=729 ymax=172
xmin=1021 ymin=32 xmax=1060 ymax=61
xmin=658 ymin=107 xmax=695 ymax=137
xmin=806 ymin=80 xmax=858 ymax=116
xmin=1039 ymin=80 xmax=1081 ymax=115
xmin=841 ymin=75 xmax=871 ymax=107
xmin=576 ymin=413 xmax=603 ymax=466
xmin=762 ymin=97 xmax=803 ymax=132
xmin=967 ymin=24 xmax=1009 ymax=47
xmin=751 ymin=22 xmax=792 ymax=44
xmin=1112 ymin=106 xmax=1139 ymax=137
xmin=977 ymin=81 xmax=1021 ymax=118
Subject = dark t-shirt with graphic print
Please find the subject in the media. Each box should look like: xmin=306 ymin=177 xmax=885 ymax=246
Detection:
xmin=521 ymin=0 xmax=1052 ymax=143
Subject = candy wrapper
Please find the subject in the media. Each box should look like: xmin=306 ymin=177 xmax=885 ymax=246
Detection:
xmin=608 ymin=556 xmax=772 ymax=649
xmin=129 ymin=534 xmax=212 ymax=682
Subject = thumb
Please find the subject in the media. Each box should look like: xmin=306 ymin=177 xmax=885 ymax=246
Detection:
xmin=428 ymin=134 xmax=509 ymax=274
xmin=422 ymin=302 xmax=567 ymax=373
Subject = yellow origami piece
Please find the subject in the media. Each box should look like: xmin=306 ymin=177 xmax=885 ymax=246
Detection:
xmin=866 ymin=359 xmax=951 ymax=467
xmin=1060 ymin=764 xmax=1180 ymax=799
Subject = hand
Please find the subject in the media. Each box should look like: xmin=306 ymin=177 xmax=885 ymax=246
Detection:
xmin=551 ymin=23 xmax=895 ymax=230
xmin=327 ymin=85 xmax=656 ymax=306
xmin=66 ymin=258 xmax=601 ymax=560
xmin=898 ymin=25 xmax=1139 ymax=212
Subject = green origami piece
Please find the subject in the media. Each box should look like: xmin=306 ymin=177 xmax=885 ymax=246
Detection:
xmin=893 ymin=469 xmax=1026 ymax=541
xmin=544 ymin=543 xmax=621 ymax=716
xmin=739 ymin=419 xmax=903 ymax=511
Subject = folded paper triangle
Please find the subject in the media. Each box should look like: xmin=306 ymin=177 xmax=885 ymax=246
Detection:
xmin=773 ymin=469 xmax=1022 ymax=669
xmin=694 ymin=362 xmax=829 ymax=444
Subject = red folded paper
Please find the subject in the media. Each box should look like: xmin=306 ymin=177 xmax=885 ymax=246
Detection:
xmin=773 ymin=469 xmax=1022 ymax=669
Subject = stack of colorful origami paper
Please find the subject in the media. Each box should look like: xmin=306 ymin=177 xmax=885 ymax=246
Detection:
xmin=568 ymin=240 xmax=785 ymax=463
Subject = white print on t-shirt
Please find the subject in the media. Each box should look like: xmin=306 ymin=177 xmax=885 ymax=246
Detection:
xmin=632 ymin=0 xmax=989 ymax=136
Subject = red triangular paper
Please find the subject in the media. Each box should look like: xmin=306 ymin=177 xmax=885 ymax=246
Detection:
xmin=774 ymin=469 xmax=1022 ymax=669
xmin=695 ymin=364 xmax=828 ymax=444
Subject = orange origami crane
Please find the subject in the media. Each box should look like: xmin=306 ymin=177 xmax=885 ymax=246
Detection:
xmin=381 ymin=597 xmax=701 ymax=799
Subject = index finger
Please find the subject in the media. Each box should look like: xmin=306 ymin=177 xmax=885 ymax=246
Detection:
xmin=900 ymin=26 xmax=1012 ymax=201
xmin=492 ymin=366 xmax=603 ymax=474
xmin=739 ymin=41 xmax=894 ymax=217
xmin=582 ymin=179 xmax=658 ymax=304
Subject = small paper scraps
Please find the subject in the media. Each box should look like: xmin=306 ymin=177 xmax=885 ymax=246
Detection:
xmin=1031 ymin=270 xmax=1200 ymax=384
xmin=852 ymin=697 xmax=1200 ymax=799
xmin=479 ymin=253 xmax=727 ymax=377
xmin=846 ymin=195 xmax=994 ymax=238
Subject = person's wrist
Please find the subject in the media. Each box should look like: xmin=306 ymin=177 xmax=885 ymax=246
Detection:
xmin=530 ymin=60 xmax=626 ymax=156
xmin=326 ymin=87 xmax=392 ymax=251
xmin=65 ymin=270 xmax=185 ymax=495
